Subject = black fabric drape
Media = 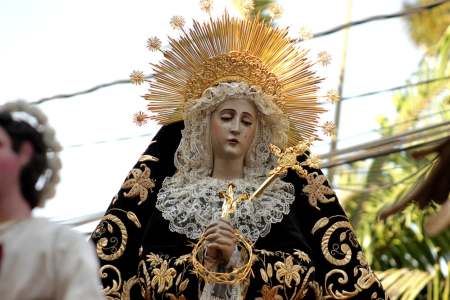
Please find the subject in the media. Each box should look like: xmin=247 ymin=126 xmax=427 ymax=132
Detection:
xmin=91 ymin=121 xmax=388 ymax=300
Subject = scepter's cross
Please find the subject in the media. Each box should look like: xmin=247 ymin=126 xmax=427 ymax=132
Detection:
xmin=219 ymin=183 xmax=249 ymax=220
xmin=249 ymin=141 xmax=312 ymax=201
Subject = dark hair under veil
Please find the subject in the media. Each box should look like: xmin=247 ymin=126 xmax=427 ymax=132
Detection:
xmin=0 ymin=112 xmax=48 ymax=209
xmin=91 ymin=121 xmax=388 ymax=299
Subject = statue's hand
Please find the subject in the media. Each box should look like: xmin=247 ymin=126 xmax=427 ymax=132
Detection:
xmin=203 ymin=219 xmax=236 ymax=269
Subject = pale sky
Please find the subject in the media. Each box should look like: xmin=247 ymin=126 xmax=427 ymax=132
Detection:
xmin=0 ymin=0 xmax=422 ymax=231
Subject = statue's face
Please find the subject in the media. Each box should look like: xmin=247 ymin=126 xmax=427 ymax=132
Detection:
xmin=210 ymin=97 xmax=257 ymax=162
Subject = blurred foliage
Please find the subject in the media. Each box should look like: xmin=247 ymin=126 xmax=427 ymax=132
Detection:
xmin=404 ymin=0 xmax=450 ymax=49
xmin=338 ymin=18 xmax=450 ymax=300
xmin=232 ymin=0 xmax=277 ymax=24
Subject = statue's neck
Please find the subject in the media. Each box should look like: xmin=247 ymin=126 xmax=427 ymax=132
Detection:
xmin=211 ymin=156 xmax=244 ymax=180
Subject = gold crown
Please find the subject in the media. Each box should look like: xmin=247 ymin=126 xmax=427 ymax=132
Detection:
xmin=133 ymin=12 xmax=336 ymax=144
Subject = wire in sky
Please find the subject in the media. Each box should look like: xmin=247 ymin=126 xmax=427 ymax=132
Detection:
xmin=310 ymin=0 xmax=450 ymax=40
xmin=340 ymin=76 xmax=450 ymax=102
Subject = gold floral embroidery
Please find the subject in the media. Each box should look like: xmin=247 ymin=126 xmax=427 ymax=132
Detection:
xmin=179 ymin=279 xmax=189 ymax=292
xmin=99 ymin=264 xmax=122 ymax=299
xmin=302 ymin=172 xmax=335 ymax=209
xmin=122 ymin=163 xmax=155 ymax=205
xmin=324 ymin=269 xmax=359 ymax=299
xmin=320 ymin=221 xmax=353 ymax=266
xmin=126 ymin=211 xmax=141 ymax=228
xmin=138 ymin=260 xmax=152 ymax=293
xmin=146 ymin=253 xmax=164 ymax=266
xmin=267 ymin=263 xmax=273 ymax=278
xmin=311 ymin=217 xmax=329 ymax=234
xmin=260 ymin=268 xmax=269 ymax=283
xmin=302 ymin=154 xmax=321 ymax=169
xmin=256 ymin=249 xmax=275 ymax=256
xmin=293 ymin=249 xmax=311 ymax=263
xmin=308 ymin=281 xmax=323 ymax=299
xmin=121 ymin=275 xmax=142 ymax=300
xmin=293 ymin=266 xmax=315 ymax=300
xmin=355 ymin=251 xmax=381 ymax=290
xmin=274 ymin=256 xmax=304 ymax=288
xmin=93 ymin=214 xmax=128 ymax=261
xmin=151 ymin=260 xmax=177 ymax=293
xmin=256 ymin=284 xmax=284 ymax=300
xmin=357 ymin=251 xmax=368 ymax=267
xmin=138 ymin=142 xmax=159 ymax=162
xmin=324 ymin=265 xmax=381 ymax=300
xmin=174 ymin=254 xmax=191 ymax=266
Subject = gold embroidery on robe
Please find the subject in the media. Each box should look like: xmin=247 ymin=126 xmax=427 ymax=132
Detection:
xmin=93 ymin=214 xmax=128 ymax=261
xmin=122 ymin=164 xmax=155 ymax=205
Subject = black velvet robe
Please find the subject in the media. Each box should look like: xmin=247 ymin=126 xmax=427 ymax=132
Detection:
xmin=91 ymin=121 xmax=388 ymax=299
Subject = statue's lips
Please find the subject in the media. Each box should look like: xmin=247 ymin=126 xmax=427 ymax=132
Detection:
xmin=227 ymin=138 xmax=239 ymax=145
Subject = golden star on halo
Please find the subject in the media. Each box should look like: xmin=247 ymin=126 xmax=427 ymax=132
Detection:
xmin=318 ymin=51 xmax=331 ymax=67
xmin=130 ymin=70 xmax=145 ymax=85
xmin=299 ymin=26 xmax=313 ymax=41
xmin=241 ymin=0 xmax=255 ymax=16
xmin=322 ymin=121 xmax=336 ymax=137
xmin=268 ymin=3 xmax=283 ymax=19
xmin=199 ymin=0 xmax=213 ymax=13
xmin=121 ymin=163 xmax=155 ymax=205
xmin=170 ymin=16 xmax=185 ymax=30
xmin=133 ymin=111 xmax=149 ymax=126
xmin=147 ymin=37 xmax=162 ymax=52
xmin=326 ymin=89 xmax=340 ymax=104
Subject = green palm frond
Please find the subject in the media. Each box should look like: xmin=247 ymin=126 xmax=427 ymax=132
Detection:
xmin=377 ymin=268 xmax=434 ymax=300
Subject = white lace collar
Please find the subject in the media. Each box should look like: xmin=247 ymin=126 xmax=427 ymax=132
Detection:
xmin=156 ymin=176 xmax=295 ymax=242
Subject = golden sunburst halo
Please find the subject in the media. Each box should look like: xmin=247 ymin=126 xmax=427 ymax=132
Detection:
xmin=141 ymin=13 xmax=328 ymax=145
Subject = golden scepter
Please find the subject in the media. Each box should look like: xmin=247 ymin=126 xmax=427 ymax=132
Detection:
xmin=249 ymin=139 xmax=313 ymax=201
xmin=192 ymin=140 xmax=315 ymax=284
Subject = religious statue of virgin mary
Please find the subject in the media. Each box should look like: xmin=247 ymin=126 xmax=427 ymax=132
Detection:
xmin=91 ymin=7 xmax=388 ymax=300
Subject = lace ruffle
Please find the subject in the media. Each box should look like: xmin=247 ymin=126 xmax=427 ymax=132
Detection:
xmin=156 ymin=177 xmax=295 ymax=242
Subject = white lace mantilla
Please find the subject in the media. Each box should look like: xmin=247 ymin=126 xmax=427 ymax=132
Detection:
xmin=156 ymin=177 xmax=295 ymax=242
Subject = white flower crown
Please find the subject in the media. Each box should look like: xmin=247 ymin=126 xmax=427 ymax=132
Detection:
xmin=0 ymin=100 xmax=62 ymax=207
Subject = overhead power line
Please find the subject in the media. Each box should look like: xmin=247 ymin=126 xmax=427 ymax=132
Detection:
xmin=31 ymin=74 xmax=450 ymax=107
xmin=312 ymin=0 xmax=450 ymax=39
xmin=336 ymin=108 xmax=450 ymax=143
xmin=334 ymin=161 xmax=431 ymax=192
xmin=321 ymin=121 xmax=450 ymax=169
xmin=31 ymin=76 xmax=153 ymax=105
xmin=340 ymin=76 xmax=450 ymax=102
